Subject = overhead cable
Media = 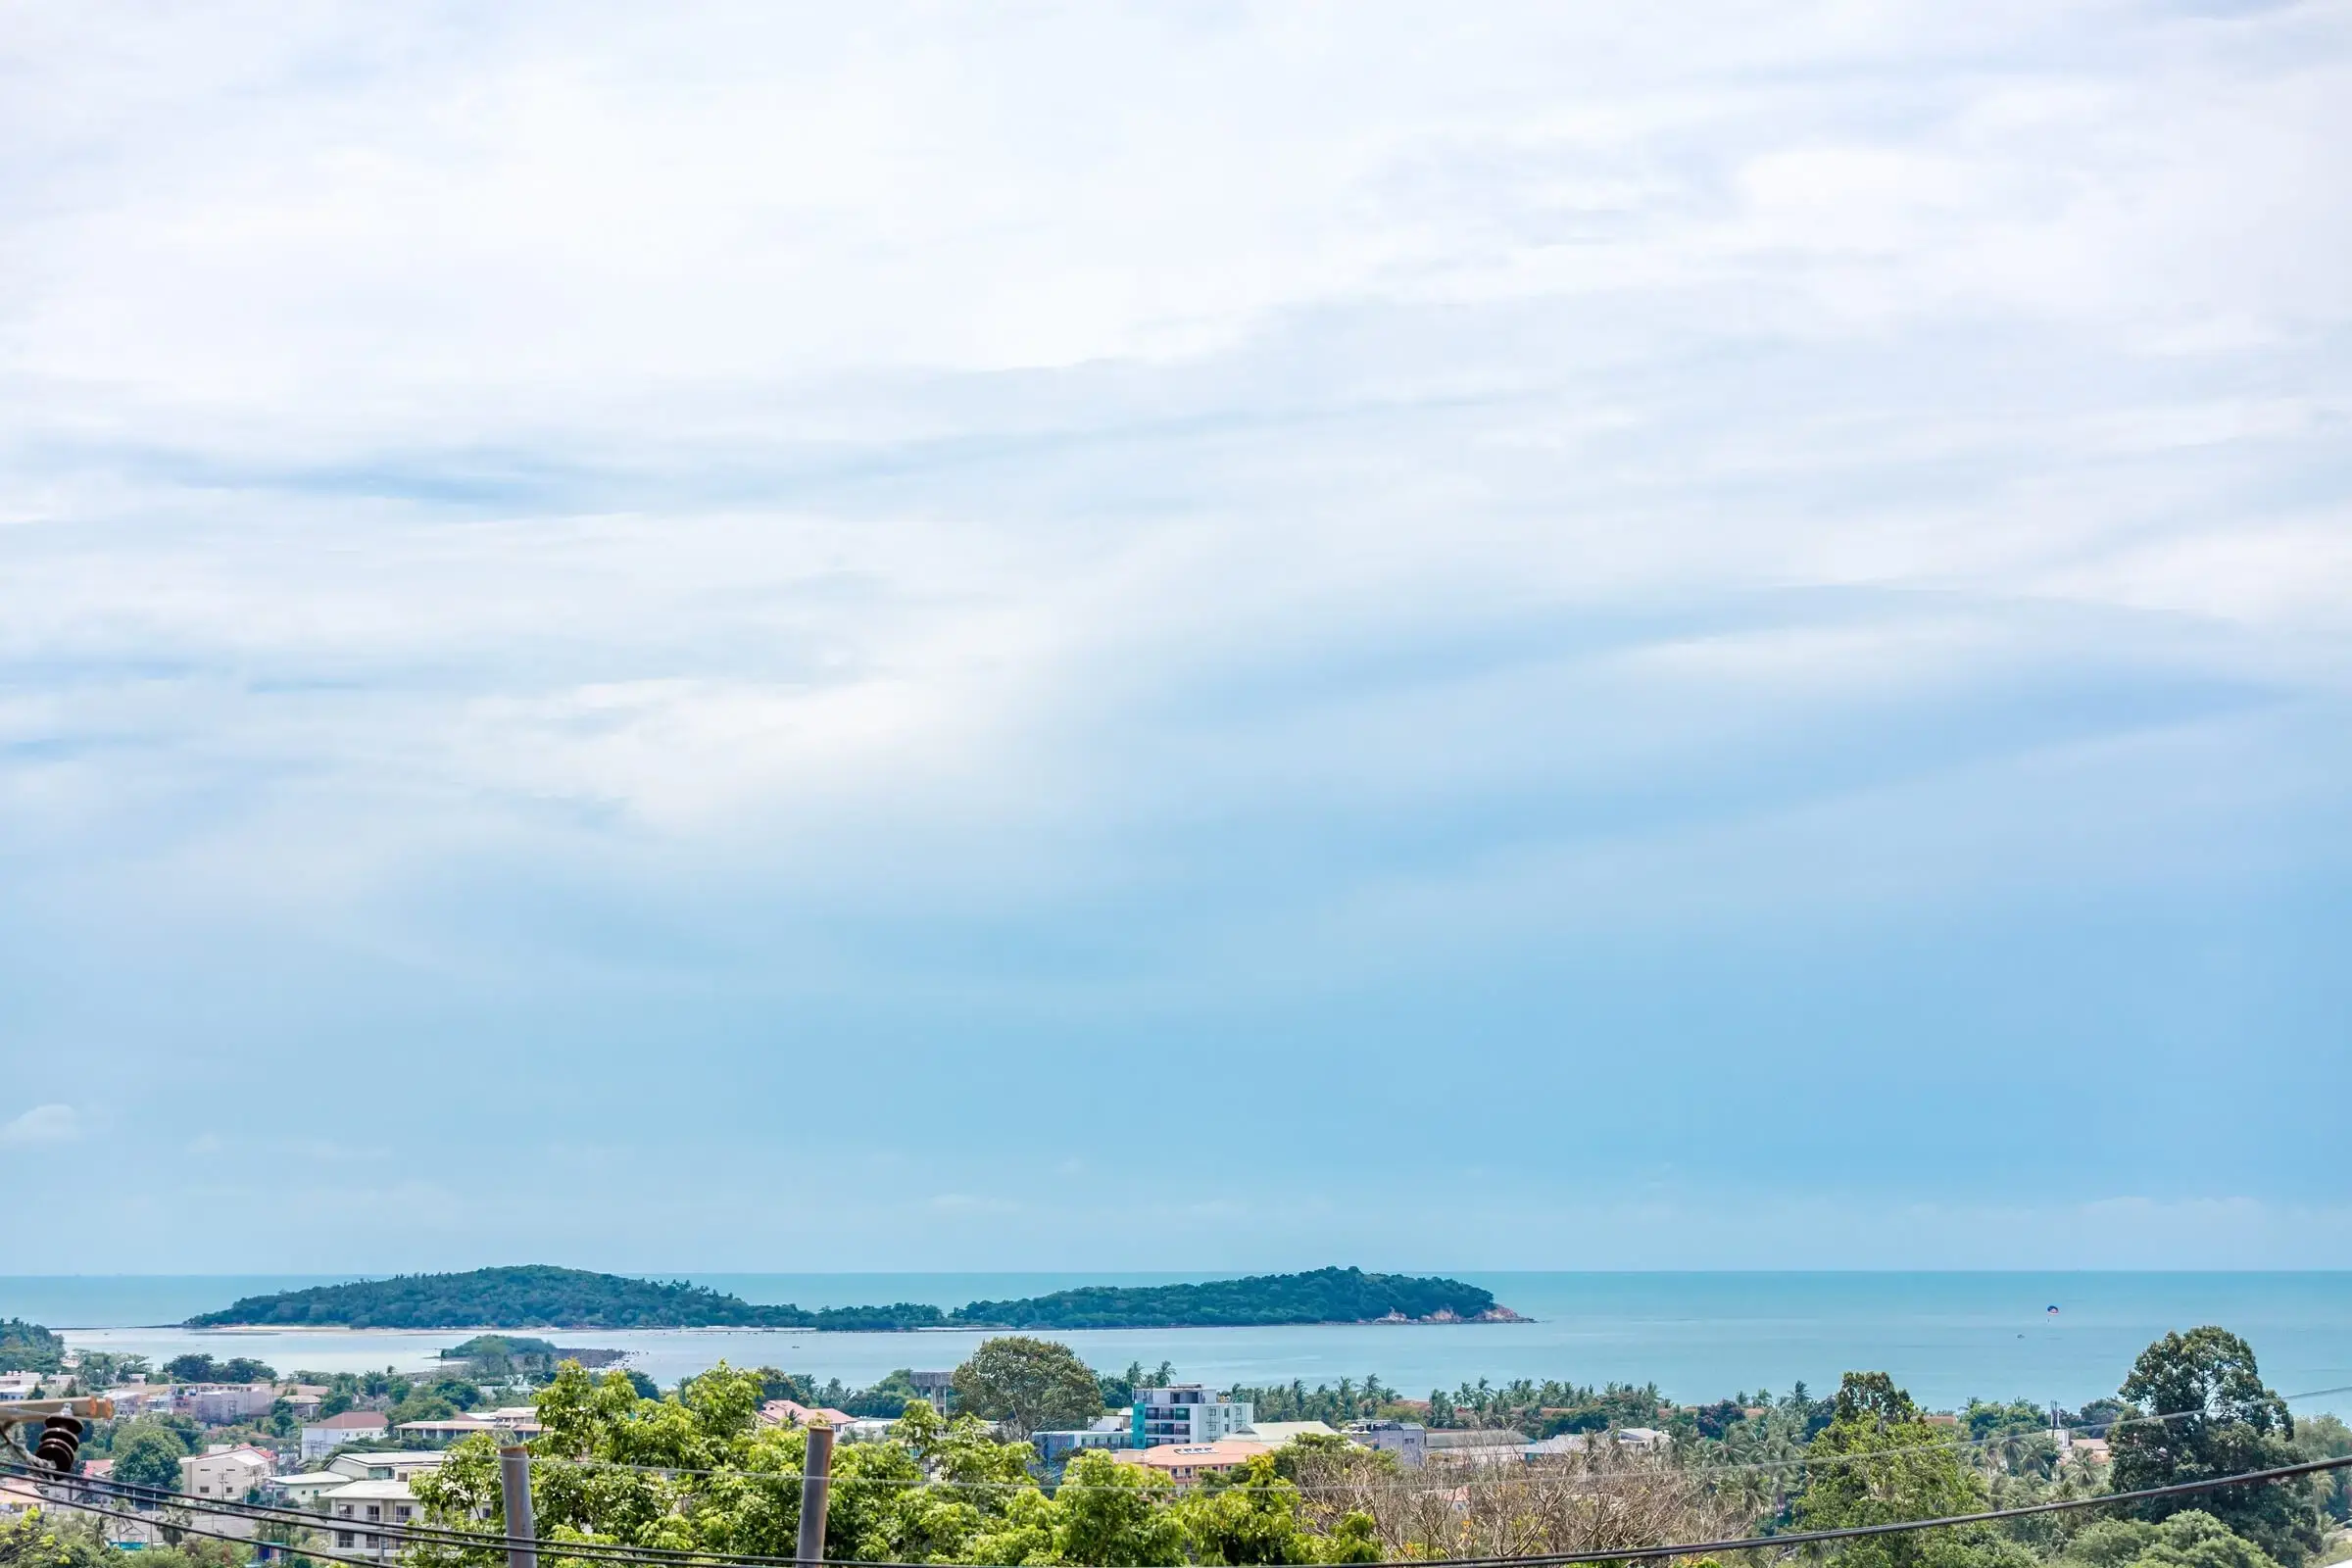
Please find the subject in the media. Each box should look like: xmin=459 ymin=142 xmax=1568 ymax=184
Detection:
xmin=1393 ymin=1451 xmax=2352 ymax=1568
xmin=18 ymin=1446 xmax=2351 ymax=1568
xmin=522 ymin=1381 xmax=2352 ymax=1494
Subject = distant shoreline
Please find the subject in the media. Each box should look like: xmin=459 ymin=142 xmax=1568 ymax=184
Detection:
xmin=172 ymin=1319 xmax=1533 ymax=1336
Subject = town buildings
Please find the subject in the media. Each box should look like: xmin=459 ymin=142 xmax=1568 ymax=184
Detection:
xmin=1032 ymin=1417 xmax=1133 ymax=1463
xmin=301 ymin=1409 xmax=389 ymax=1461
xmin=1239 ymin=1420 xmax=1339 ymax=1446
xmin=266 ymin=1472 xmax=356 ymax=1507
xmin=758 ymin=1398 xmax=855 ymax=1428
xmin=1109 ymin=1440 xmax=1268 ymax=1487
xmin=326 ymin=1451 xmax=449 ymax=1483
xmin=1131 ymin=1385 xmax=1253 ymax=1447
xmin=320 ymin=1478 xmax=419 ymax=1559
xmin=177 ymin=1446 xmax=275 ymax=1502
xmin=1345 ymin=1419 xmax=1427 ymax=1466
xmin=180 ymin=1384 xmax=279 ymax=1424
xmin=1424 ymin=1428 xmax=1532 ymax=1465
xmin=396 ymin=1412 xmax=546 ymax=1445
xmin=906 ymin=1371 xmax=956 ymax=1412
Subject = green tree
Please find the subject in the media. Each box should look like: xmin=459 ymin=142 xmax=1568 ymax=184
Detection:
xmin=963 ymin=1489 xmax=1061 ymax=1566
xmin=1053 ymin=1449 xmax=1183 ymax=1567
xmin=2289 ymin=1414 xmax=2351 ymax=1524
xmin=952 ymin=1337 xmax=1105 ymax=1440
xmin=2109 ymin=1329 xmax=2316 ymax=1566
xmin=1317 ymin=1513 xmax=1383 ymax=1565
xmin=390 ymin=1390 xmax=458 ymax=1424
xmin=2065 ymin=1511 xmax=2283 ymax=1568
xmin=1178 ymin=1453 xmax=1316 ymax=1564
xmin=0 ymin=1511 xmax=115 ymax=1568
xmin=65 ymin=1352 xmax=147 ymax=1392
xmin=1795 ymin=1373 xmax=1989 ymax=1568
xmin=0 ymin=1321 xmax=67 ymax=1375
xmin=112 ymin=1422 xmax=190 ymax=1493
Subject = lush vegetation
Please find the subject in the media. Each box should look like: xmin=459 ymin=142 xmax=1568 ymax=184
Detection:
xmin=389 ymin=1322 xmax=2337 ymax=1567
xmin=0 ymin=1511 xmax=246 ymax=1568
xmin=0 ymin=1318 xmax=66 ymax=1373
xmin=407 ymin=1360 xmax=1384 ymax=1568
xmin=161 ymin=1353 xmax=278 ymax=1384
xmin=956 ymin=1268 xmax=1505 ymax=1330
xmin=185 ymin=1266 xmax=817 ymax=1329
xmin=109 ymin=1416 xmax=196 ymax=1492
xmin=53 ymin=1312 xmax=2348 ymax=1568
xmin=439 ymin=1334 xmax=562 ymax=1360
xmin=188 ymin=1265 xmax=1511 ymax=1331
xmin=950 ymin=1337 xmax=1107 ymax=1438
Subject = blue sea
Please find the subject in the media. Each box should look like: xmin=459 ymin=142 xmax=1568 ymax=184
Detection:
xmin=9 ymin=1273 xmax=2348 ymax=1420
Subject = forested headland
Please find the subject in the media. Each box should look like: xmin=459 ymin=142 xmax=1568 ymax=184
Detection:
xmin=183 ymin=1264 xmax=1514 ymax=1330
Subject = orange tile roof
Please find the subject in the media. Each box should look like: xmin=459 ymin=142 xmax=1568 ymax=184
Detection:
xmin=1110 ymin=1440 xmax=1269 ymax=1483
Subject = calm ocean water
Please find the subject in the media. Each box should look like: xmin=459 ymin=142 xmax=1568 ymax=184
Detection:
xmin=10 ymin=1273 xmax=2348 ymax=1419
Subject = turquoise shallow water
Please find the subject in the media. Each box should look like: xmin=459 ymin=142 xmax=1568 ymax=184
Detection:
xmin=9 ymin=1272 xmax=2348 ymax=1418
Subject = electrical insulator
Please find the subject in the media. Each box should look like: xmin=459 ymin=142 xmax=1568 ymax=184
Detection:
xmin=33 ymin=1415 xmax=81 ymax=1472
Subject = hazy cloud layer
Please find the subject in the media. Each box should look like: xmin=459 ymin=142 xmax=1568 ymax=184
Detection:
xmin=2 ymin=2 xmax=2347 ymax=1269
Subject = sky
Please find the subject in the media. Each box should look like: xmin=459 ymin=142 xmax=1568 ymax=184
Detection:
xmin=2 ymin=2 xmax=2349 ymax=1275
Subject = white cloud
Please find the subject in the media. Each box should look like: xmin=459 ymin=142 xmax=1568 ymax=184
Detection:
xmin=0 ymin=3 xmax=2346 ymax=1264
xmin=0 ymin=1104 xmax=80 ymax=1147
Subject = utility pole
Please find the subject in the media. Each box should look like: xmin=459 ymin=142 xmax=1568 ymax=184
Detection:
xmin=796 ymin=1419 xmax=835 ymax=1568
xmin=498 ymin=1442 xmax=538 ymax=1568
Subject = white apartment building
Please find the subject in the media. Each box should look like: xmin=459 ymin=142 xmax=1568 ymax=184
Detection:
xmin=1348 ymin=1420 xmax=1428 ymax=1466
xmin=267 ymin=1473 xmax=357 ymax=1507
xmin=1131 ymin=1386 xmax=1253 ymax=1447
xmin=320 ymin=1478 xmax=417 ymax=1560
xmin=179 ymin=1446 xmax=275 ymax=1502
xmin=183 ymin=1384 xmax=279 ymax=1424
xmin=300 ymin=1410 xmax=389 ymax=1461
xmin=327 ymin=1451 xmax=447 ymax=1482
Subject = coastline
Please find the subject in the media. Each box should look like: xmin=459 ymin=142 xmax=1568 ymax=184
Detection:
xmin=33 ymin=1273 xmax=2352 ymax=1419
xmin=173 ymin=1316 xmax=1530 ymax=1335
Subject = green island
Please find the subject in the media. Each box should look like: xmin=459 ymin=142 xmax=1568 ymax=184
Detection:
xmin=0 ymin=1317 xmax=66 ymax=1372
xmin=183 ymin=1264 xmax=1515 ymax=1330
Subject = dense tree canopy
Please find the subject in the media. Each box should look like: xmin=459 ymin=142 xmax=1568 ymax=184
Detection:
xmin=111 ymin=1421 xmax=191 ymax=1493
xmin=1796 ymin=1373 xmax=1991 ymax=1568
xmin=951 ymin=1338 xmax=1106 ymax=1439
xmin=160 ymin=1354 xmax=276 ymax=1384
xmin=190 ymin=1265 xmax=1507 ymax=1331
xmin=957 ymin=1268 xmax=1504 ymax=1330
xmin=409 ymin=1362 xmax=1049 ymax=1568
xmin=2109 ymin=1328 xmax=2314 ymax=1566
xmin=2064 ymin=1512 xmax=2283 ymax=1568
xmin=0 ymin=1320 xmax=66 ymax=1374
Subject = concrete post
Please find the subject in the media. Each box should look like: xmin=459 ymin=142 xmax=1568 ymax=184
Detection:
xmin=497 ymin=1444 xmax=537 ymax=1568
xmin=796 ymin=1420 xmax=835 ymax=1568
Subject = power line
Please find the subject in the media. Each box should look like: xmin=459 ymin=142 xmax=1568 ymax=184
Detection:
xmin=526 ymin=1381 xmax=2352 ymax=1494
xmin=17 ymin=1486 xmax=399 ymax=1568
xmin=1396 ymin=1451 xmax=2352 ymax=1568
xmin=2 ymin=1465 xmax=804 ymax=1568
xmin=26 ymin=1447 xmax=2352 ymax=1568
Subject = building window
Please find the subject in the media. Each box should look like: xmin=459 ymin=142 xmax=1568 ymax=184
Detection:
xmin=336 ymin=1535 xmax=354 ymax=1549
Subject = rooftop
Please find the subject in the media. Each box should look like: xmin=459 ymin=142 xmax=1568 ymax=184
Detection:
xmin=321 ymin=1479 xmax=416 ymax=1500
xmin=1234 ymin=1421 xmax=1338 ymax=1445
xmin=1112 ymin=1440 xmax=1268 ymax=1474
